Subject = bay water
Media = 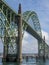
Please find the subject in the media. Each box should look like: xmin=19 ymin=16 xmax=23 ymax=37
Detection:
xmin=0 ymin=58 xmax=49 ymax=65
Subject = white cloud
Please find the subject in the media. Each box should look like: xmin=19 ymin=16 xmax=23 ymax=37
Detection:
xmin=22 ymin=30 xmax=49 ymax=54
xmin=22 ymin=31 xmax=38 ymax=53
xmin=42 ymin=30 xmax=49 ymax=45
xmin=23 ymin=32 xmax=29 ymax=39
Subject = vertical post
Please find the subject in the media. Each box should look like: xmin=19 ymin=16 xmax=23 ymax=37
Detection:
xmin=2 ymin=44 xmax=6 ymax=62
xmin=44 ymin=36 xmax=45 ymax=57
xmin=2 ymin=24 xmax=8 ymax=62
xmin=38 ymin=40 xmax=43 ymax=59
xmin=17 ymin=4 xmax=22 ymax=62
xmin=43 ymin=36 xmax=45 ymax=61
xmin=2 ymin=37 xmax=7 ymax=62
xmin=38 ymin=40 xmax=41 ymax=58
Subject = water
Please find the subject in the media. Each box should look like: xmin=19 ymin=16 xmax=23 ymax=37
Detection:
xmin=0 ymin=58 xmax=49 ymax=65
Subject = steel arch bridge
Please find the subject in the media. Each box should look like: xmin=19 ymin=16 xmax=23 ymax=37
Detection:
xmin=0 ymin=0 xmax=48 ymax=62
xmin=23 ymin=11 xmax=42 ymax=37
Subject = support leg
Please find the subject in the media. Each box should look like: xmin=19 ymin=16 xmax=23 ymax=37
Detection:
xmin=16 ymin=4 xmax=22 ymax=62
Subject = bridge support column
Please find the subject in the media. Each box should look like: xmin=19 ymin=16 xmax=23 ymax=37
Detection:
xmin=16 ymin=4 xmax=22 ymax=62
xmin=38 ymin=40 xmax=44 ymax=59
xmin=2 ymin=46 xmax=6 ymax=62
xmin=43 ymin=36 xmax=46 ymax=61
xmin=2 ymin=37 xmax=8 ymax=62
xmin=38 ymin=37 xmax=46 ymax=61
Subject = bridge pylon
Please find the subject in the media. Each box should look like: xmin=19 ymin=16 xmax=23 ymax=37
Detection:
xmin=16 ymin=3 xmax=22 ymax=62
xmin=38 ymin=36 xmax=46 ymax=61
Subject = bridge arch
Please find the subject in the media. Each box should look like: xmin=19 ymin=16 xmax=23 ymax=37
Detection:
xmin=22 ymin=11 xmax=43 ymax=58
xmin=23 ymin=11 xmax=42 ymax=37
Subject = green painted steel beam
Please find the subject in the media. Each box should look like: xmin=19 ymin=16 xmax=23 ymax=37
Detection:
xmin=0 ymin=0 xmax=48 ymax=46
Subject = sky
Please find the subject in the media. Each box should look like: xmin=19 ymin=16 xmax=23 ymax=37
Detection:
xmin=0 ymin=0 xmax=49 ymax=53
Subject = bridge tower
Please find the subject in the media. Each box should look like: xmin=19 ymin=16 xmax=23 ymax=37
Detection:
xmin=17 ymin=4 xmax=22 ymax=62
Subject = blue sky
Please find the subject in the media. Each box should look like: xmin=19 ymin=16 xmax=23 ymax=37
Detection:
xmin=0 ymin=0 xmax=49 ymax=53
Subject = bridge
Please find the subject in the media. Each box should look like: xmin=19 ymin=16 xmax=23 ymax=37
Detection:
xmin=0 ymin=0 xmax=49 ymax=62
